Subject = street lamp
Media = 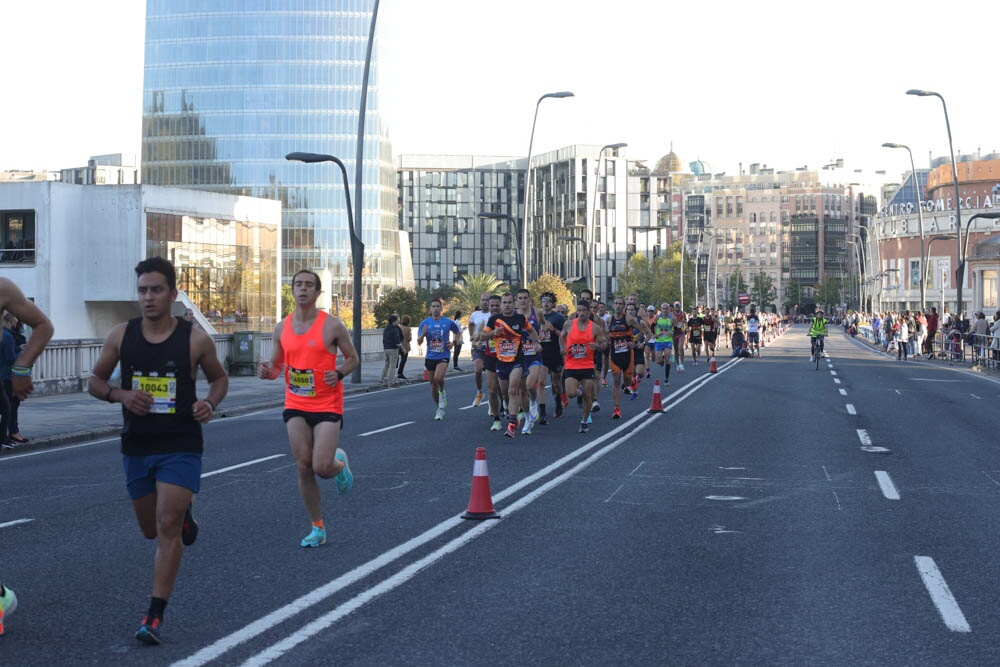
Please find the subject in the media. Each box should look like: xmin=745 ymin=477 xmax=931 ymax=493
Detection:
xmin=960 ymin=212 xmax=1000 ymax=312
xmin=924 ymin=233 xmax=956 ymax=301
xmin=557 ymin=235 xmax=588 ymax=285
xmin=589 ymin=142 xmax=627 ymax=297
xmin=685 ymin=212 xmax=707 ymax=308
xmin=522 ymin=91 xmax=574 ymax=287
xmin=882 ymin=142 xmax=927 ymax=309
xmin=285 ymin=151 xmax=364 ymax=384
xmin=478 ymin=211 xmax=521 ymax=283
xmin=906 ymin=89 xmax=964 ymax=313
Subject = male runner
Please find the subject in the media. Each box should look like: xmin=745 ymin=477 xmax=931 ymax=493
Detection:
xmin=671 ymin=301 xmax=687 ymax=371
xmin=746 ymin=306 xmax=761 ymax=357
xmin=473 ymin=295 xmax=505 ymax=431
xmin=516 ymin=288 xmax=545 ymax=433
xmin=483 ymin=293 xmax=537 ymax=438
xmin=687 ymin=306 xmax=705 ymax=365
xmin=576 ymin=288 xmax=606 ymax=413
xmin=467 ymin=293 xmax=491 ymax=407
xmin=625 ymin=302 xmax=653 ymax=397
xmin=644 ymin=304 xmax=658 ymax=377
xmin=89 ymin=257 xmax=228 ymax=644
xmin=538 ymin=292 xmax=566 ymax=420
xmin=702 ymin=307 xmax=719 ymax=357
xmin=607 ymin=297 xmax=638 ymax=418
xmin=0 ymin=277 xmax=54 ymax=637
xmin=417 ymin=299 xmax=461 ymax=420
xmin=258 ymin=269 xmax=356 ymax=551
xmin=653 ymin=302 xmax=676 ymax=384
xmin=560 ymin=300 xmax=606 ymax=433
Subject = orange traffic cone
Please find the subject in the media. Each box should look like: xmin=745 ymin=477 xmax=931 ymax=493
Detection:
xmin=461 ymin=447 xmax=501 ymax=520
xmin=709 ymin=355 xmax=718 ymax=373
xmin=647 ymin=380 xmax=665 ymax=413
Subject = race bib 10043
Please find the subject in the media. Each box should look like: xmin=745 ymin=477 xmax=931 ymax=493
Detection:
xmin=132 ymin=373 xmax=177 ymax=414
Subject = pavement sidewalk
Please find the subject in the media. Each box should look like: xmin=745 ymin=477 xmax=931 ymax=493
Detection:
xmin=3 ymin=354 xmax=473 ymax=455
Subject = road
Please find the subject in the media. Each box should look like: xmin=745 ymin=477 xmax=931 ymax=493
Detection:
xmin=3 ymin=325 xmax=1000 ymax=666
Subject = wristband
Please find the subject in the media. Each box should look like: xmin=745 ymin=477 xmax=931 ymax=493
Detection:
xmin=105 ymin=387 xmax=114 ymax=403
xmin=204 ymin=398 xmax=216 ymax=411
xmin=11 ymin=365 xmax=32 ymax=377
xmin=335 ymin=370 xmax=345 ymax=381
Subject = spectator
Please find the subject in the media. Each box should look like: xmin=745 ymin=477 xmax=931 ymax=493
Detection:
xmin=397 ymin=315 xmax=412 ymax=380
xmin=731 ymin=326 xmax=748 ymax=358
xmin=925 ymin=307 xmax=939 ymax=359
xmin=896 ymin=316 xmax=910 ymax=361
xmin=0 ymin=314 xmax=15 ymax=447
xmin=969 ymin=311 xmax=990 ymax=361
xmin=451 ymin=310 xmax=464 ymax=371
xmin=380 ymin=314 xmax=401 ymax=386
xmin=990 ymin=311 xmax=1000 ymax=362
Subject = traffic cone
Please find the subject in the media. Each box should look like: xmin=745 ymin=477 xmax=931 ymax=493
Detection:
xmin=709 ymin=355 xmax=718 ymax=373
xmin=647 ymin=380 xmax=665 ymax=413
xmin=461 ymin=447 xmax=501 ymax=520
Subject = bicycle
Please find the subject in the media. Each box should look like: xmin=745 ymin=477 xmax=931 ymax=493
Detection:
xmin=811 ymin=335 xmax=824 ymax=370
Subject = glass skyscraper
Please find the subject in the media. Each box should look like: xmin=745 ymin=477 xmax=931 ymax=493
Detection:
xmin=141 ymin=0 xmax=399 ymax=302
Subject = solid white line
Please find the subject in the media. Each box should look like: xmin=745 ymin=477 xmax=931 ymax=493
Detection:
xmin=0 ymin=518 xmax=33 ymax=529
xmin=846 ymin=404 xmax=856 ymax=415
xmin=175 ymin=356 xmax=740 ymax=667
xmin=839 ymin=388 xmax=848 ymax=396
xmin=0 ymin=436 xmax=119 ymax=462
xmin=874 ymin=471 xmax=900 ymax=500
xmin=359 ymin=421 xmax=414 ymax=437
xmin=201 ymin=455 xmax=285 ymax=479
xmin=914 ymin=556 xmax=971 ymax=632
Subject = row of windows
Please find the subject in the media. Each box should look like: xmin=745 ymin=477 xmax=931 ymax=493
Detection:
xmin=146 ymin=2 xmax=373 ymax=38
xmin=144 ymin=88 xmax=371 ymax=117
xmin=399 ymin=171 xmax=521 ymax=188
xmin=144 ymin=108 xmax=381 ymax=140
xmin=146 ymin=36 xmax=371 ymax=66
xmin=0 ymin=210 xmax=36 ymax=264
xmin=146 ymin=59 xmax=379 ymax=89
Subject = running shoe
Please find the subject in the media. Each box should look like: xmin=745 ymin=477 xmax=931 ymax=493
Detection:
xmin=490 ymin=420 xmax=503 ymax=431
xmin=578 ymin=422 xmax=589 ymax=433
xmin=587 ymin=413 xmax=593 ymax=424
xmin=601 ymin=378 xmax=608 ymax=387
xmin=537 ymin=416 xmax=548 ymax=426
xmin=439 ymin=390 xmax=448 ymax=409
xmin=135 ymin=615 xmax=163 ymax=645
xmin=335 ymin=449 xmax=353 ymax=494
xmin=521 ymin=419 xmax=532 ymax=435
xmin=554 ymin=402 xmax=564 ymax=418
xmin=529 ymin=400 xmax=539 ymax=422
xmin=434 ymin=407 xmax=444 ymax=421
xmin=623 ymin=386 xmax=631 ymax=395
xmin=678 ymin=364 xmax=685 ymax=372
xmin=473 ymin=392 xmax=484 ymax=407
xmin=612 ymin=406 xmax=622 ymax=419
xmin=0 ymin=584 xmax=17 ymax=636
xmin=505 ymin=422 xmax=517 ymax=438
xmin=591 ymin=401 xmax=601 ymax=413
xmin=181 ymin=499 xmax=199 ymax=547
xmin=630 ymin=389 xmax=638 ymax=401
xmin=300 ymin=526 xmax=327 ymax=548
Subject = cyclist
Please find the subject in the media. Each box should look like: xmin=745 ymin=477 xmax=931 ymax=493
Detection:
xmin=809 ymin=308 xmax=829 ymax=362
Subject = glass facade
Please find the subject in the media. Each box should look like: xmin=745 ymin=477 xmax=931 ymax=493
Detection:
xmin=146 ymin=212 xmax=278 ymax=334
xmin=142 ymin=0 xmax=398 ymax=304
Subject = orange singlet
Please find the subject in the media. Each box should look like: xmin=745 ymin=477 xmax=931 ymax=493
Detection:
xmin=280 ymin=310 xmax=343 ymax=413
xmin=564 ymin=319 xmax=595 ymax=371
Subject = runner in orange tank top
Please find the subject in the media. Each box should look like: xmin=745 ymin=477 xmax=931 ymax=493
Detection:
xmin=258 ymin=269 xmax=359 ymax=548
xmin=559 ymin=299 xmax=606 ymax=433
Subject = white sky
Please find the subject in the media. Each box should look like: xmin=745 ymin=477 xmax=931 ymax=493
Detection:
xmin=3 ymin=0 xmax=998 ymax=182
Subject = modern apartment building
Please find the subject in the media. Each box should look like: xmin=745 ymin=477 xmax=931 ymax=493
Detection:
xmin=397 ymin=154 xmax=525 ymax=291
xmin=141 ymin=0 xmax=400 ymax=302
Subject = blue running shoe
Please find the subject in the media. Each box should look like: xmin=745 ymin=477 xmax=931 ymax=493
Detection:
xmin=135 ymin=615 xmax=163 ymax=645
xmin=300 ymin=526 xmax=327 ymax=548
xmin=0 ymin=584 xmax=17 ymax=636
xmin=586 ymin=413 xmax=593 ymax=424
xmin=335 ymin=449 xmax=353 ymax=494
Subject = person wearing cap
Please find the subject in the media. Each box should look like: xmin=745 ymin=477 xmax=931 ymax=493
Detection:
xmin=809 ymin=308 xmax=829 ymax=361
xmin=671 ymin=301 xmax=687 ymax=371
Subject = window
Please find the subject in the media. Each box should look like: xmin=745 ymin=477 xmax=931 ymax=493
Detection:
xmin=1 ymin=210 xmax=36 ymax=263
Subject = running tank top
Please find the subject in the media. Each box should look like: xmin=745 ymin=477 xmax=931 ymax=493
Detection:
xmin=564 ymin=320 xmax=595 ymax=370
xmin=280 ymin=311 xmax=343 ymax=413
xmin=608 ymin=316 xmax=632 ymax=355
xmin=120 ymin=317 xmax=202 ymax=455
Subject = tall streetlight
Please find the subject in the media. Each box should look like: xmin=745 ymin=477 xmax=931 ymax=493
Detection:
xmin=478 ymin=211 xmax=521 ymax=282
xmin=961 ymin=212 xmax=1000 ymax=311
xmin=882 ymin=142 xmax=926 ymax=309
xmin=588 ymin=142 xmax=627 ymax=297
xmin=906 ymin=89 xmax=964 ymax=313
xmin=522 ymin=91 xmax=575 ymax=287
xmin=285 ymin=152 xmax=363 ymax=384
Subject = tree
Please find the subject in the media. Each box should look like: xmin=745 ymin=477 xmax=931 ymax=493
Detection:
xmin=815 ymin=277 xmax=842 ymax=311
xmin=373 ymin=287 xmax=425 ymax=327
xmin=281 ymin=283 xmax=294 ymax=318
xmin=452 ymin=273 xmax=509 ymax=315
xmin=338 ymin=299 xmax=377 ymax=330
xmin=750 ymin=272 xmax=775 ymax=312
xmin=616 ymin=253 xmax=656 ymax=304
xmin=527 ymin=272 xmax=574 ymax=307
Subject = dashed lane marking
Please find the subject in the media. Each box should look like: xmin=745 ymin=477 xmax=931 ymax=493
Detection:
xmin=359 ymin=421 xmax=415 ymax=437
xmin=914 ymin=556 xmax=971 ymax=633
xmin=874 ymin=471 xmax=900 ymax=500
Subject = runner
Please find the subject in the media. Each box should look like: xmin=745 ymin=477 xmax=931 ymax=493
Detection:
xmin=538 ymin=292 xmax=566 ymax=419
xmin=516 ymin=288 xmax=545 ymax=434
xmin=560 ymin=299 xmax=606 ymax=433
xmin=625 ymin=302 xmax=653 ymax=398
xmin=671 ymin=301 xmax=687 ymax=371
xmin=746 ymin=306 xmax=761 ymax=357
xmin=703 ymin=307 xmax=719 ymax=358
xmin=473 ymin=294 xmax=505 ymax=431
xmin=257 ymin=269 xmax=356 ymax=553
xmin=653 ymin=302 xmax=676 ymax=384
xmin=607 ymin=297 xmax=641 ymax=419
xmin=576 ymin=288 xmax=606 ymax=413
xmin=0 ymin=276 xmax=54 ymax=637
xmin=687 ymin=306 xmax=705 ymax=365
xmin=482 ymin=293 xmax=537 ymax=438
xmin=467 ymin=293 xmax=491 ymax=407
xmin=416 ymin=299 xmax=462 ymax=420
xmin=644 ymin=304 xmax=658 ymax=377
xmin=89 ymin=257 xmax=228 ymax=644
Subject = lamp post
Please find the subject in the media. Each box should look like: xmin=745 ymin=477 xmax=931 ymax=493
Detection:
xmin=285 ymin=152 xmax=364 ymax=384
xmin=704 ymin=232 xmax=725 ymax=307
xmin=522 ymin=91 xmax=574 ymax=287
xmin=846 ymin=237 xmax=864 ymax=310
xmin=478 ymin=211 xmax=521 ymax=283
xmin=589 ymin=142 xmax=627 ymax=297
xmin=882 ymin=142 xmax=926 ymax=309
xmin=960 ymin=212 xmax=1000 ymax=314
xmin=906 ymin=89 xmax=965 ymax=314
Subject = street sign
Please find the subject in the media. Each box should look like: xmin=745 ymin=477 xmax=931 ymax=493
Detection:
xmin=738 ymin=293 xmax=750 ymax=305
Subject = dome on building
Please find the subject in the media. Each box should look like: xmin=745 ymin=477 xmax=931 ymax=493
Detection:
xmin=689 ymin=159 xmax=712 ymax=176
xmin=655 ymin=142 xmax=683 ymax=173
xmin=971 ymin=234 xmax=1000 ymax=260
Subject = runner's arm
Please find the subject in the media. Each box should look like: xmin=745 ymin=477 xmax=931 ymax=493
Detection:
xmin=88 ymin=323 xmax=153 ymax=416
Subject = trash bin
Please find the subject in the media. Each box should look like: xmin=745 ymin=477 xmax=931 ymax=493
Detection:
xmin=232 ymin=331 xmax=260 ymax=365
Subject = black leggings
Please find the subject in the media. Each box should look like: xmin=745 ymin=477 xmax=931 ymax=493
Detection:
xmin=452 ymin=345 xmax=463 ymax=368
xmin=397 ymin=351 xmax=409 ymax=377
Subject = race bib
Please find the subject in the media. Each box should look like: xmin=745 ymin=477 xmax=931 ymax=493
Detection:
xmin=498 ymin=339 xmax=518 ymax=356
xmin=570 ymin=343 xmax=588 ymax=359
xmin=132 ymin=373 xmax=177 ymax=414
xmin=539 ymin=329 xmax=551 ymax=343
xmin=288 ymin=366 xmax=316 ymax=397
xmin=429 ymin=339 xmax=444 ymax=353
xmin=522 ymin=339 xmax=536 ymax=354
xmin=613 ymin=338 xmax=629 ymax=353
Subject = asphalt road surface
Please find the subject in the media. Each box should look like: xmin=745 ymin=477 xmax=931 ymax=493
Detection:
xmin=3 ymin=325 xmax=1000 ymax=666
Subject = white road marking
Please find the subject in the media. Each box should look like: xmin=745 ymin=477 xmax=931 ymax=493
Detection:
xmin=874 ymin=471 xmax=900 ymax=500
xmin=846 ymin=404 xmax=856 ymax=415
xmin=822 ymin=466 xmax=832 ymax=482
xmin=914 ymin=556 xmax=971 ymax=632
xmin=359 ymin=421 xmax=415 ymax=437
xmin=909 ymin=378 xmax=965 ymax=382
xmin=839 ymin=388 xmax=848 ymax=395
xmin=0 ymin=518 xmax=33 ymax=529
xmin=705 ymin=495 xmax=746 ymax=501
xmin=604 ymin=484 xmax=625 ymax=503
xmin=0 ymin=437 xmax=119 ymax=462
xmin=833 ymin=378 xmax=841 ymax=384
xmin=970 ymin=394 xmax=982 ymax=400
xmin=201 ymin=455 xmax=285 ymax=479
xmin=857 ymin=429 xmax=891 ymax=453
xmin=830 ymin=370 xmax=838 ymax=376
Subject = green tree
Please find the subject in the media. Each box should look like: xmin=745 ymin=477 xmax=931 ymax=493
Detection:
xmin=815 ymin=277 xmax=842 ymax=311
xmin=527 ymin=272 xmax=574 ymax=307
xmin=616 ymin=253 xmax=656 ymax=304
xmin=373 ymin=287 xmax=425 ymax=327
xmin=452 ymin=273 xmax=509 ymax=314
xmin=281 ymin=283 xmax=294 ymax=318
xmin=723 ymin=271 xmax=749 ymax=311
xmin=750 ymin=272 xmax=775 ymax=311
